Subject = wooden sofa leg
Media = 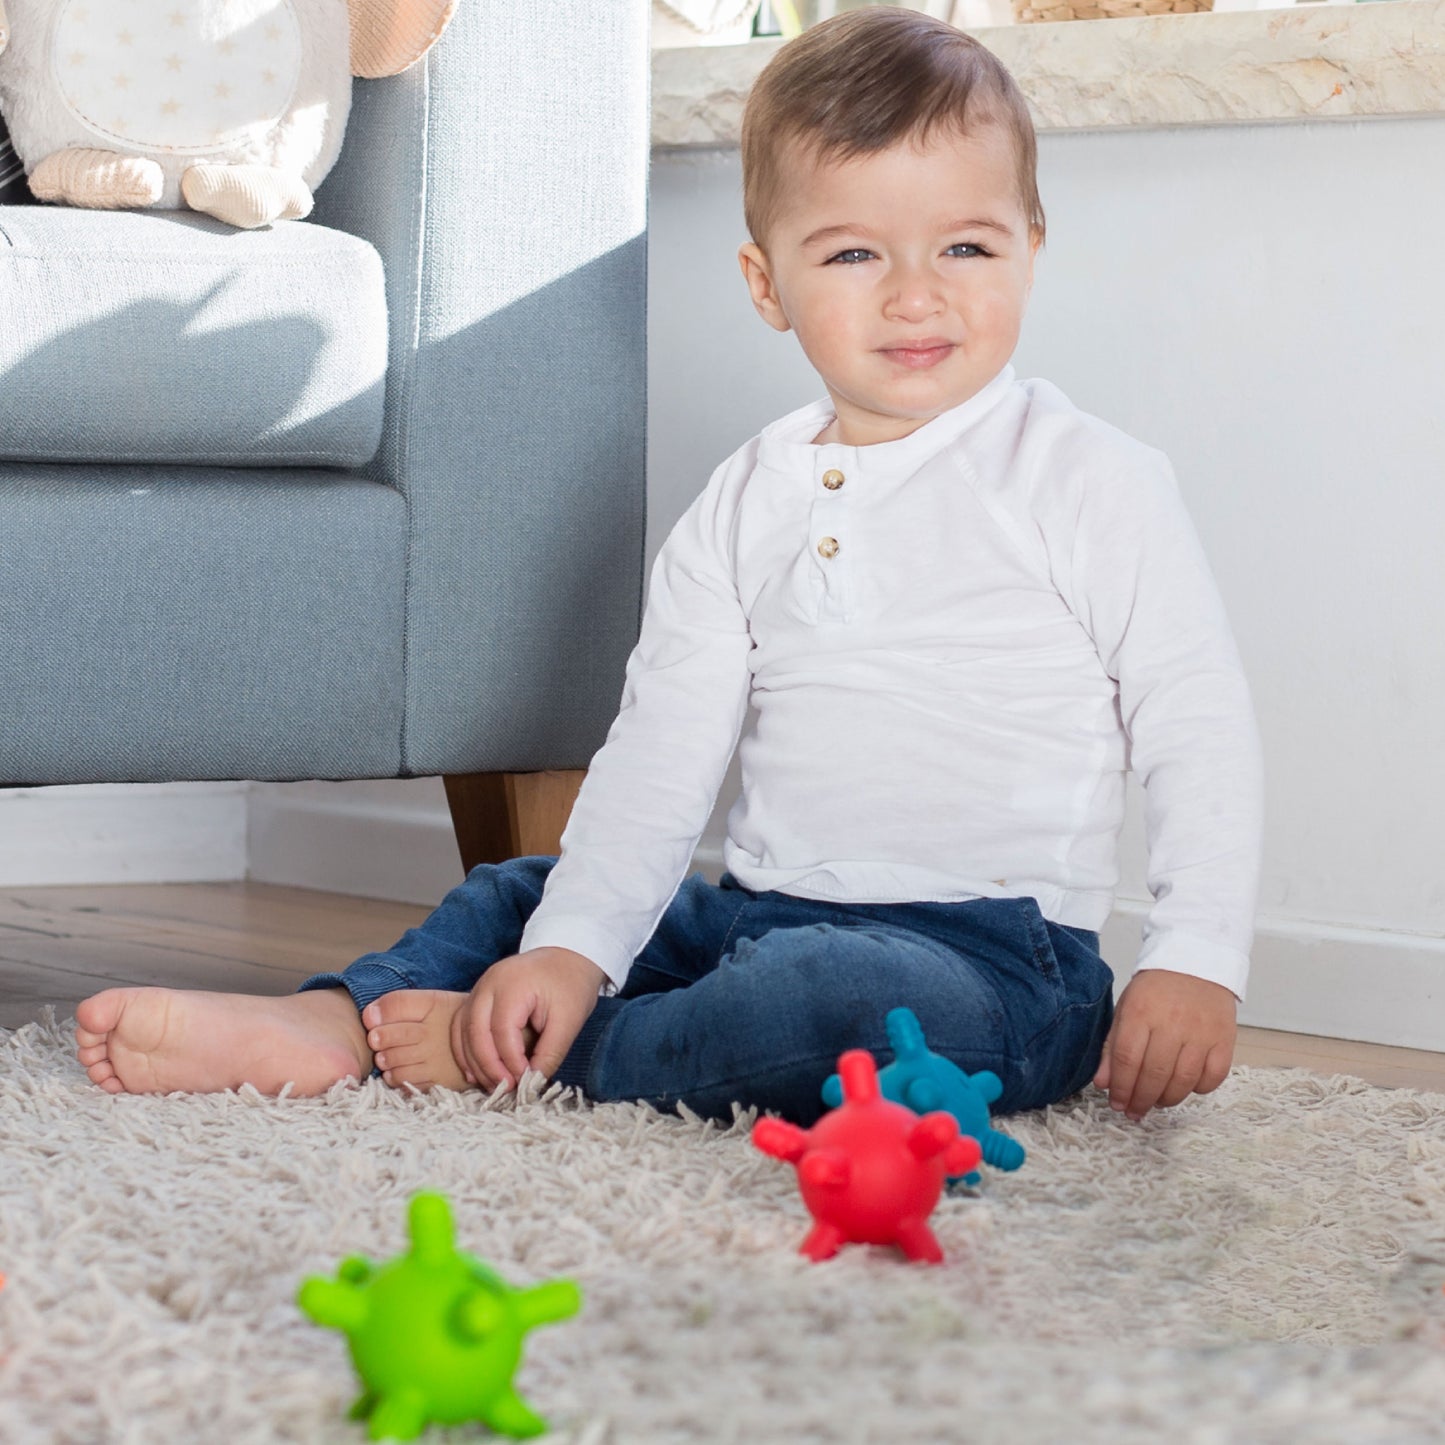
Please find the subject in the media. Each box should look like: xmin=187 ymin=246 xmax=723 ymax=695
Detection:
xmin=443 ymin=770 xmax=586 ymax=875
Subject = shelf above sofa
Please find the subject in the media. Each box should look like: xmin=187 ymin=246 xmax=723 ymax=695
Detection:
xmin=652 ymin=0 xmax=1445 ymax=145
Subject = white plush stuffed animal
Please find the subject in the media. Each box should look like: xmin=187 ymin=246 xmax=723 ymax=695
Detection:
xmin=0 ymin=0 xmax=455 ymax=227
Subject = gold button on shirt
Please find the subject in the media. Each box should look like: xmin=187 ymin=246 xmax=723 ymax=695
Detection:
xmin=822 ymin=469 xmax=845 ymax=490
xmin=817 ymin=536 xmax=840 ymax=559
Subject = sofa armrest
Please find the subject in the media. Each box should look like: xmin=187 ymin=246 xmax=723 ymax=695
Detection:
xmin=311 ymin=0 xmax=649 ymax=777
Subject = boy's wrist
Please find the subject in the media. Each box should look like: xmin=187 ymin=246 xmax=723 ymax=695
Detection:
xmin=498 ymin=947 xmax=609 ymax=1005
xmin=518 ymin=917 xmax=635 ymax=994
xmin=1132 ymin=935 xmax=1250 ymax=1003
xmin=1132 ymin=966 xmax=1237 ymax=1004
xmin=520 ymin=944 xmax=602 ymax=970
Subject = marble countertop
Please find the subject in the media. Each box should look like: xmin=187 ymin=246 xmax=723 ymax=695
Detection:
xmin=652 ymin=0 xmax=1445 ymax=143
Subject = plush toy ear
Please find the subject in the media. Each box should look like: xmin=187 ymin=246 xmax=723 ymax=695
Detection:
xmin=348 ymin=0 xmax=458 ymax=80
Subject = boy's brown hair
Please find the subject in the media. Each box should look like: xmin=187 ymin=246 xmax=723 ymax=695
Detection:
xmin=741 ymin=8 xmax=1046 ymax=249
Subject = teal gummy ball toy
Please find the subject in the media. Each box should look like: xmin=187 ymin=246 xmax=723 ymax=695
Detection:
xmin=298 ymin=1192 xmax=581 ymax=1440
xmin=822 ymin=1007 xmax=1026 ymax=1186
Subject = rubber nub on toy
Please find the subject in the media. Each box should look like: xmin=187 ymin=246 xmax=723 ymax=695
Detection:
xmin=982 ymin=1132 xmax=1026 ymax=1171
xmin=836 ymin=1050 xmax=881 ymax=1104
xmin=885 ymin=1007 xmax=929 ymax=1060
xmin=409 ymin=1192 xmax=455 ymax=1265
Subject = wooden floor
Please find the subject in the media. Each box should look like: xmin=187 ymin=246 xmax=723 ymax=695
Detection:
xmin=2 ymin=881 xmax=1443 ymax=1093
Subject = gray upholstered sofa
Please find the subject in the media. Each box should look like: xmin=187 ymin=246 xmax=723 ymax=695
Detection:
xmin=0 ymin=1 xmax=648 ymax=867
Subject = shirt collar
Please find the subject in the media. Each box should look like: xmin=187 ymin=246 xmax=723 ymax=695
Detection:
xmin=755 ymin=364 xmax=1018 ymax=481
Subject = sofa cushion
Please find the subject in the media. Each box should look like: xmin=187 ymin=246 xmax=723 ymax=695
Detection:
xmin=0 ymin=207 xmax=387 ymax=468
xmin=0 ymin=460 xmax=407 ymax=782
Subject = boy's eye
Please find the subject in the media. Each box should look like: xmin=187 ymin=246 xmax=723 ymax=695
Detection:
xmin=946 ymin=243 xmax=990 ymax=258
xmin=825 ymin=248 xmax=875 ymax=265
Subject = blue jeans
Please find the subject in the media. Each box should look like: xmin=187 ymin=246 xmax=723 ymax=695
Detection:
xmin=299 ymin=856 xmax=1115 ymax=1125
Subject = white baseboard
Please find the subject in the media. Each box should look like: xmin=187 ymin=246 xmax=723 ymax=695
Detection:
xmin=0 ymin=783 xmax=248 ymax=886
xmin=1100 ymin=902 xmax=1445 ymax=1055
xmin=692 ymin=841 xmax=1445 ymax=1055
xmin=245 ymin=778 xmax=464 ymax=906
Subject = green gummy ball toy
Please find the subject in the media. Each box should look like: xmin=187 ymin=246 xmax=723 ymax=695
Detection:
xmin=298 ymin=1191 xmax=581 ymax=1440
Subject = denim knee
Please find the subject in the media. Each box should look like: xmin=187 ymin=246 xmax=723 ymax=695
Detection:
xmin=295 ymin=854 xmax=561 ymax=1010
xmin=714 ymin=921 xmax=1010 ymax=1088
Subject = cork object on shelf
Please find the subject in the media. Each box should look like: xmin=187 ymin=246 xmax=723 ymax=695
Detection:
xmin=1013 ymin=0 xmax=1212 ymax=20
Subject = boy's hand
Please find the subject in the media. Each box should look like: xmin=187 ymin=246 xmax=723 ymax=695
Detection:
xmin=1092 ymin=969 xmax=1236 ymax=1121
xmin=451 ymin=947 xmax=606 ymax=1092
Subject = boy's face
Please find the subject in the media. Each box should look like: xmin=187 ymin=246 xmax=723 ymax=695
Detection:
xmin=739 ymin=125 xmax=1040 ymax=447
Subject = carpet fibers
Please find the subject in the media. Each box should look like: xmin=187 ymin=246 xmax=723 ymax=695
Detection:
xmin=2 ymin=1011 xmax=1444 ymax=1443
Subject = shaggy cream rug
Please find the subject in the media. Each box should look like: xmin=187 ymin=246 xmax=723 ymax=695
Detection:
xmin=2 ymin=1011 xmax=1444 ymax=1444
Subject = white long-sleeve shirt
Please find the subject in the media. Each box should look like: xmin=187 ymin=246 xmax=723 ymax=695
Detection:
xmin=521 ymin=365 xmax=1265 ymax=1000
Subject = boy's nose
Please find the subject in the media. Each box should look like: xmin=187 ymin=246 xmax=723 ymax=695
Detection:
xmin=883 ymin=273 xmax=945 ymax=322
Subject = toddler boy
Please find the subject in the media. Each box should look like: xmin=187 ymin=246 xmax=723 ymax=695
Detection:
xmin=77 ymin=9 xmax=1263 ymax=1127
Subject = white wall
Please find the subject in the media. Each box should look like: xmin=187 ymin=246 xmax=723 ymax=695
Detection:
xmin=5 ymin=114 xmax=1442 ymax=1048
xmin=247 ymin=777 xmax=459 ymax=904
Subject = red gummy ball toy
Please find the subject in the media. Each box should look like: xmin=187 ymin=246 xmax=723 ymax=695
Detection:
xmin=752 ymin=1049 xmax=983 ymax=1264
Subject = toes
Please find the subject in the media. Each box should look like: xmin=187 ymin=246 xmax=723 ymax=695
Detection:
xmin=373 ymin=1042 xmax=427 ymax=1073
xmin=76 ymin=1042 xmax=109 ymax=1066
xmin=381 ymin=1062 xmax=436 ymax=1093
xmin=75 ymin=990 xmax=126 ymax=1036
xmin=85 ymin=1059 xmax=117 ymax=1087
xmin=366 ymin=1020 xmax=426 ymax=1053
xmin=368 ymin=991 xmax=435 ymax=1027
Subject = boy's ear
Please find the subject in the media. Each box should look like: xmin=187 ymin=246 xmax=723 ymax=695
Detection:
xmin=738 ymin=243 xmax=792 ymax=334
xmin=1023 ymin=230 xmax=1043 ymax=298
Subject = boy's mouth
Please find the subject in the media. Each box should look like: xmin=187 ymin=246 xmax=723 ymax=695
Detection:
xmin=878 ymin=341 xmax=955 ymax=370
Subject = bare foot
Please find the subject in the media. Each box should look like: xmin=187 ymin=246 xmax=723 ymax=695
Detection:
xmin=361 ymin=991 xmax=539 ymax=1093
xmin=362 ymin=990 xmax=472 ymax=1092
xmin=74 ymin=987 xmax=371 ymax=1096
